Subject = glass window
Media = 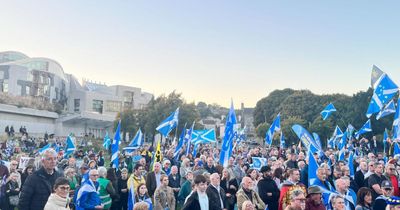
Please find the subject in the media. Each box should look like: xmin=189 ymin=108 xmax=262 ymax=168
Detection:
xmin=74 ymin=99 xmax=80 ymax=112
xmin=2 ymin=80 xmax=8 ymax=93
xmin=105 ymin=100 xmax=121 ymax=112
xmin=92 ymin=100 xmax=103 ymax=114
xmin=0 ymin=71 xmax=4 ymax=79
xmin=26 ymin=86 xmax=30 ymax=96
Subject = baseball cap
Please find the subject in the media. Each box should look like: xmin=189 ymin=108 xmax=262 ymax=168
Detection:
xmin=382 ymin=180 xmax=393 ymax=189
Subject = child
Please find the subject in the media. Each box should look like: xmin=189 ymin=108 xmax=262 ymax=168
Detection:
xmin=6 ymin=172 xmax=20 ymax=209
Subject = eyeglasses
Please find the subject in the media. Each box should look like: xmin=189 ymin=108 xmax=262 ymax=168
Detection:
xmin=384 ymin=188 xmax=393 ymax=191
xmin=59 ymin=186 xmax=70 ymax=191
xmin=295 ymin=198 xmax=306 ymax=203
xmin=390 ymin=168 xmax=396 ymax=171
xmin=90 ymin=174 xmax=99 ymax=177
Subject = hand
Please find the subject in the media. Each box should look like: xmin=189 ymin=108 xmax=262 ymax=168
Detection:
xmin=226 ymin=193 xmax=231 ymax=197
xmin=15 ymin=188 xmax=20 ymax=192
xmin=267 ymin=192 xmax=272 ymax=196
xmin=122 ymin=189 xmax=128 ymax=193
xmin=95 ymin=205 xmax=104 ymax=209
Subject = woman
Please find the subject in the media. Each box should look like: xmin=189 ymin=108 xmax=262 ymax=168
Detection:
xmin=107 ymin=168 xmax=120 ymax=210
xmin=98 ymin=167 xmax=117 ymax=210
xmin=135 ymin=183 xmax=153 ymax=210
xmin=44 ymin=177 xmax=71 ymax=210
xmin=273 ymin=167 xmax=284 ymax=188
xmin=118 ymin=168 xmax=129 ymax=210
xmin=221 ymin=168 xmax=239 ymax=210
xmin=6 ymin=172 xmax=20 ymax=209
xmin=355 ymin=187 xmax=373 ymax=210
xmin=21 ymin=165 xmax=35 ymax=187
xmin=247 ymin=168 xmax=259 ymax=193
xmin=97 ymin=151 xmax=105 ymax=167
xmin=154 ymin=174 xmax=175 ymax=210
xmin=330 ymin=195 xmax=345 ymax=210
xmin=179 ymin=158 xmax=192 ymax=185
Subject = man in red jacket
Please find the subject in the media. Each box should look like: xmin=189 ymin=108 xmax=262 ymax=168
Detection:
xmin=279 ymin=168 xmax=307 ymax=210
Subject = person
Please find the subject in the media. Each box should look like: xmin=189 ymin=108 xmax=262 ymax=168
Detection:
xmin=204 ymin=157 xmax=217 ymax=174
xmin=44 ymin=177 xmax=71 ymax=210
xmin=305 ymin=186 xmax=325 ymax=210
xmin=75 ymin=169 xmax=104 ymax=210
xmin=242 ymin=200 xmax=255 ymax=210
xmin=355 ymin=187 xmax=373 ymax=210
xmin=330 ymin=195 xmax=345 ymax=210
xmin=168 ymin=165 xmax=181 ymax=202
xmin=154 ymin=174 xmax=175 ymax=210
xmin=386 ymin=196 xmax=400 ymax=210
xmin=6 ymin=172 xmax=20 ymax=209
xmin=19 ymin=149 xmax=63 ymax=210
xmin=206 ymin=173 xmax=227 ymax=210
xmin=179 ymin=158 xmax=192 ymax=185
xmin=367 ymin=162 xmax=387 ymax=201
xmin=279 ymin=168 xmax=307 ymax=210
xmin=106 ymin=168 xmax=119 ymax=210
xmin=373 ymin=180 xmax=394 ymax=210
xmin=21 ymin=164 xmax=35 ymax=187
xmin=355 ymin=160 xmax=367 ymax=188
xmin=134 ymin=183 xmax=152 ymax=210
xmin=221 ymin=168 xmax=239 ymax=210
xmin=285 ymin=189 xmax=306 ymax=210
xmin=97 ymin=167 xmax=117 ymax=210
xmin=178 ymin=171 xmax=193 ymax=204
xmin=182 ymin=174 xmax=209 ymax=210
xmin=65 ymin=167 xmax=79 ymax=201
xmin=129 ymin=164 xmax=146 ymax=192
xmin=237 ymin=176 xmax=266 ymax=210
xmin=257 ymin=165 xmax=280 ymax=210
xmin=117 ymin=168 xmax=129 ymax=210
xmin=334 ymin=177 xmax=356 ymax=210
xmin=146 ymin=162 xmax=164 ymax=198
xmin=384 ymin=163 xmax=400 ymax=196
xmin=134 ymin=201 xmax=150 ymax=210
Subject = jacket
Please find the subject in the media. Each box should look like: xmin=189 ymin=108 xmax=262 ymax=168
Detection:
xmin=258 ymin=176 xmax=280 ymax=210
xmin=278 ymin=180 xmax=307 ymax=210
xmin=18 ymin=167 xmax=63 ymax=210
xmin=146 ymin=171 xmax=164 ymax=197
xmin=76 ymin=180 xmax=102 ymax=210
xmin=236 ymin=188 xmax=266 ymax=210
xmin=154 ymin=185 xmax=175 ymax=210
xmin=44 ymin=193 xmax=70 ymax=210
xmin=206 ymin=185 xmax=226 ymax=210
xmin=181 ymin=191 xmax=202 ymax=210
xmin=178 ymin=180 xmax=192 ymax=202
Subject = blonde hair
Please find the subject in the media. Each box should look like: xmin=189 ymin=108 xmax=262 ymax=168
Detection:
xmin=133 ymin=201 xmax=149 ymax=210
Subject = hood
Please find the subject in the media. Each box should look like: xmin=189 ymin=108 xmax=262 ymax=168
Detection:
xmin=47 ymin=193 xmax=69 ymax=207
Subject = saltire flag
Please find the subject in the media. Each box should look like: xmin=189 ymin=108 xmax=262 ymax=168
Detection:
xmin=111 ymin=120 xmax=121 ymax=169
xmin=191 ymin=129 xmax=217 ymax=144
xmin=321 ymin=103 xmax=336 ymax=120
xmin=265 ymin=113 xmax=281 ymax=145
xmin=156 ymin=107 xmax=179 ymax=137
xmin=185 ymin=122 xmax=194 ymax=156
xmin=173 ymin=125 xmax=186 ymax=159
xmin=338 ymin=132 xmax=347 ymax=150
xmin=76 ymin=179 xmax=99 ymax=209
xmin=312 ymin=133 xmax=323 ymax=149
xmin=371 ymin=65 xmax=385 ymax=88
xmin=64 ymin=136 xmax=76 ymax=158
xmin=366 ymin=73 xmax=399 ymax=118
xmin=280 ymin=131 xmax=286 ymax=149
xmin=38 ymin=143 xmax=51 ymax=155
xmin=332 ymin=126 xmax=343 ymax=140
xmin=394 ymin=99 xmax=400 ymax=139
xmin=394 ymin=142 xmax=400 ymax=156
xmin=355 ymin=119 xmax=372 ymax=139
xmin=346 ymin=124 xmax=356 ymax=140
xmin=292 ymin=124 xmax=321 ymax=152
xmin=123 ymin=129 xmax=144 ymax=153
xmin=220 ymin=101 xmax=237 ymax=168
xmin=127 ymin=176 xmax=135 ymax=210
xmin=338 ymin=147 xmax=345 ymax=161
xmin=376 ymin=99 xmax=396 ymax=120
xmin=348 ymin=151 xmax=355 ymax=178
xmin=192 ymin=143 xmax=200 ymax=157
xmin=251 ymin=157 xmax=267 ymax=171
xmin=103 ymin=132 xmax=111 ymax=149
xmin=383 ymin=129 xmax=389 ymax=154
xmin=327 ymin=137 xmax=335 ymax=149
xmin=308 ymin=149 xmax=319 ymax=186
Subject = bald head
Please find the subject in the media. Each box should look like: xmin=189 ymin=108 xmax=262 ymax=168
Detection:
xmin=210 ymin=173 xmax=220 ymax=186
xmin=242 ymin=176 xmax=254 ymax=190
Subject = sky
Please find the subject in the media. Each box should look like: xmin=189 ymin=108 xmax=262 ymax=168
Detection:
xmin=1 ymin=1 xmax=400 ymax=108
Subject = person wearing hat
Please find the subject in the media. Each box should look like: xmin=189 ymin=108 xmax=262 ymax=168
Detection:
xmin=384 ymin=163 xmax=400 ymax=196
xmin=258 ymin=165 xmax=280 ymax=210
xmin=386 ymin=196 xmax=400 ymax=210
xmin=373 ymin=180 xmax=394 ymax=210
xmin=279 ymin=168 xmax=307 ymax=210
xmin=305 ymin=186 xmax=325 ymax=210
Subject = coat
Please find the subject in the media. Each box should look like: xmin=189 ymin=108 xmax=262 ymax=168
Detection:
xmin=154 ymin=185 xmax=175 ymax=210
xmin=18 ymin=167 xmax=63 ymax=210
xmin=206 ymin=185 xmax=226 ymax=210
xmin=44 ymin=193 xmax=70 ymax=210
xmin=146 ymin=171 xmax=164 ymax=197
xmin=258 ymin=176 xmax=280 ymax=210
xmin=236 ymin=188 xmax=266 ymax=210
xmin=76 ymin=180 xmax=102 ymax=210
xmin=181 ymin=192 xmax=201 ymax=210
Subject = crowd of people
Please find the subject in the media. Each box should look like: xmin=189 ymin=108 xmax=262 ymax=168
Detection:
xmin=2 ymin=133 xmax=400 ymax=210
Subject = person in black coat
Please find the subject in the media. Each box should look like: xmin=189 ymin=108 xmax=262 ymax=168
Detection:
xmin=146 ymin=162 xmax=164 ymax=197
xmin=221 ymin=168 xmax=239 ymax=210
xmin=257 ymin=166 xmax=280 ymax=210
xmin=18 ymin=149 xmax=63 ymax=210
xmin=117 ymin=168 xmax=129 ymax=210
xmin=206 ymin=173 xmax=227 ymax=210
xmin=182 ymin=174 xmax=208 ymax=210
xmin=355 ymin=160 xmax=368 ymax=188
xmin=168 ymin=165 xmax=181 ymax=201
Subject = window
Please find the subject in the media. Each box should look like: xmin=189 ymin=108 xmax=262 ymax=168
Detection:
xmin=26 ymin=72 xmax=33 ymax=81
xmin=0 ymin=71 xmax=4 ymax=79
xmin=3 ymin=80 xmax=8 ymax=93
xmin=92 ymin=100 xmax=103 ymax=114
xmin=105 ymin=100 xmax=121 ymax=112
xmin=74 ymin=99 xmax=80 ymax=112
xmin=26 ymin=86 xmax=30 ymax=96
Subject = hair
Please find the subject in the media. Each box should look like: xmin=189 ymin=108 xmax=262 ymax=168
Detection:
xmin=287 ymin=168 xmax=299 ymax=176
xmin=53 ymin=177 xmax=70 ymax=191
xmin=23 ymin=165 xmax=35 ymax=174
xmin=136 ymin=183 xmax=149 ymax=197
xmin=194 ymin=174 xmax=207 ymax=185
xmin=121 ymin=168 xmax=128 ymax=173
xmin=134 ymin=163 xmax=143 ymax=171
xmin=64 ymin=167 xmax=76 ymax=177
xmin=356 ymin=187 xmax=372 ymax=206
xmin=273 ymin=167 xmax=284 ymax=181
xmin=133 ymin=201 xmax=149 ymax=210
xmin=289 ymin=189 xmax=305 ymax=200
xmin=98 ymin=166 xmax=107 ymax=177
xmin=41 ymin=149 xmax=57 ymax=161
xmin=106 ymin=168 xmax=117 ymax=182
xmin=160 ymin=174 xmax=168 ymax=182
xmin=330 ymin=194 xmax=344 ymax=207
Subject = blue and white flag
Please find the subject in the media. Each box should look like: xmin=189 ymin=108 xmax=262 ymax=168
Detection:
xmin=394 ymin=143 xmax=400 ymax=156
xmin=332 ymin=125 xmax=343 ymax=140
xmin=348 ymin=152 xmax=355 ymax=178
xmin=355 ymin=119 xmax=372 ymax=139
xmin=376 ymin=99 xmax=396 ymax=120
xmin=280 ymin=131 xmax=286 ymax=148
xmin=124 ymin=129 xmax=144 ymax=152
xmin=312 ymin=133 xmax=323 ymax=149
xmin=38 ymin=143 xmax=51 ymax=155
xmin=64 ymin=136 xmax=76 ymax=158
xmin=366 ymin=73 xmax=399 ymax=118
xmin=220 ymin=101 xmax=237 ymax=168
xmin=185 ymin=123 xmax=194 ymax=156
xmin=292 ymin=124 xmax=321 ymax=152
xmin=174 ymin=125 xmax=186 ymax=158
xmin=384 ymin=129 xmax=388 ymax=154
xmin=265 ymin=113 xmax=281 ymax=145
xmin=103 ymin=132 xmax=111 ymax=149
xmin=111 ymin=121 xmax=121 ymax=169
xmin=191 ymin=129 xmax=217 ymax=145
xmin=393 ymin=100 xmax=400 ymax=139
xmin=128 ymin=177 xmax=135 ymax=210
xmin=321 ymin=103 xmax=336 ymax=120
xmin=156 ymin=107 xmax=179 ymax=137
xmin=76 ymin=180 xmax=99 ymax=209
xmin=251 ymin=157 xmax=267 ymax=171
xmin=308 ymin=150 xmax=319 ymax=186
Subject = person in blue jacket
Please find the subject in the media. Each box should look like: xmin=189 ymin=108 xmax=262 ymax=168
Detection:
xmin=76 ymin=169 xmax=104 ymax=210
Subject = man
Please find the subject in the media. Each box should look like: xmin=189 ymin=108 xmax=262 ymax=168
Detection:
xmin=286 ymin=189 xmax=306 ymax=210
xmin=258 ymin=166 xmax=280 ymax=210
xmin=8 ymin=160 xmax=21 ymax=187
xmin=206 ymin=173 xmax=227 ymax=210
xmin=314 ymin=167 xmax=334 ymax=207
xmin=182 ymin=174 xmax=209 ymax=210
xmin=128 ymin=163 xmax=146 ymax=191
xmin=178 ymin=171 xmax=193 ymax=204
xmin=237 ymin=176 xmax=265 ymax=210
xmin=305 ymin=186 xmax=325 ymax=210
xmin=146 ymin=162 xmax=164 ymax=197
xmin=76 ymin=169 xmax=104 ymax=210
xmin=368 ymin=162 xmax=388 ymax=200
xmin=279 ymin=168 xmax=307 ymax=210
xmin=373 ymin=180 xmax=394 ymax=210
xmin=204 ymin=157 xmax=217 ymax=174
xmin=333 ymin=177 xmax=356 ymax=210
xmin=19 ymin=149 xmax=63 ymax=210
xmin=384 ymin=163 xmax=400 ymax=196
xmin=364 ymin=161 xmax=375 ymax=182
xmin=162 ymin=159 xmax=171 ymax=175
xmin=355 ymin=160 xmax=368 ymax=188
xmin=371 ymin=136 xmax=378 ymax=154
xmin=0 ymin=158 xmax=9 ymax=210
xmin=286 ymin=153 xmax=298 ymax=169
xmin=168 ymin=165 xmax=181 ymax=201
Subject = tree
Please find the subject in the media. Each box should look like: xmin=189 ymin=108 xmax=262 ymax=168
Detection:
xmin=256 ymin=122 xmax=269 ymax=139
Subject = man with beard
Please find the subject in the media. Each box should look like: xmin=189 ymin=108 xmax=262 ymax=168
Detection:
xmin=237 ymin=176 xmax=265 ymax=210
xmin=305 ymin=186 xmax=325 ymax=210
xmin=258 ymin=166 xmax=280 ymax=210
xmin=373 ymin=180 xmax=394 ymax=210
xmin=285 ymin=189 xmax=306 ymax=210
xmin=333 ymin=177 xmax=356 ymax=210
xmin=279 ymin=168 xmax=307 ymax=210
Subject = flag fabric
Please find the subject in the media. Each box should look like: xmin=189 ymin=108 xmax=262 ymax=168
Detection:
xmin=111 ymin=121 xmax=121 ymax=169
xmin=327 ymin=137 xmax=335 ymax=149
xmin=384 ymin=129 xmax=388 ymax=154
xmin=76 ymin=180 xmax=99 ymax=209
xmin=371 ymin=65 xmax=385 ymax=88
xmin=38 ymin=143 xmax=51 ymax=155
xmin=103 ymin=132 xmax=111 ymax=149
xmin=191 ymin=129 xmax=217 ymax=144
xmin=312 ymin=133 xmax=323 ymax=149
xmin=251 ymin=157 xmax=267 ymax=171
xmin=64 ymin=136 xmax=76 ymax=158
xmin=348 ymin=152 xmax=355 ymax=178
xmin=127 ymin=177 xmax=135 ymax=210
xmin=280 ymin=131 xmax=286 ymax=148
xmin=355 ymin=119 xmax=372 ymax=139
xmin=321 ymin=103 xmax=337 ymax=120
xmin=185 ymin=123 xmax=194 ymax=156
xmin=123 ymin=129 xmax=144 ymax=152
xmin=292 ymin=124 xmax=321 ymax=152
xmin=265 ymin=113 xmax=281 ymax=145
xmin=308 ymin=150 xmax=319 ymax=186
xmin=376 ymin=99 xmax=396 ymax=120
xmin=394 ymin=100 xmax=400 ymax=140
xmin=394 ymin=143 xmax=400 ymax=156
xmin=156 ymin=107 xmax=179 ymax=137
xmin=173 ymin=126 xmax=186 ymax=158
xmin=366 ymin=73 xmax=399 ymax=118
xmin=154 ymin=140 xmax=162 ymax=165
xmin=220 ymin=101 xmax=237 ymax=168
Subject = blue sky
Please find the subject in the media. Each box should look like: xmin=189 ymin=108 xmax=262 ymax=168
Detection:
xmin=1 ymin=1 xmax=400 ymax=107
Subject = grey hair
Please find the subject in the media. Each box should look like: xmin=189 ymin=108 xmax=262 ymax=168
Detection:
xmin=64 ymin=167 xmax=76 ymax=176
xmin=41 ymin=149 xmax=57 ymax=160
xmin=330 ymin=194 xmax=344 ymax=206
xmin=290 ymin=189 xmax=305 ymax=200
xmin=98 ymin=166 xmax=107 ymax=177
